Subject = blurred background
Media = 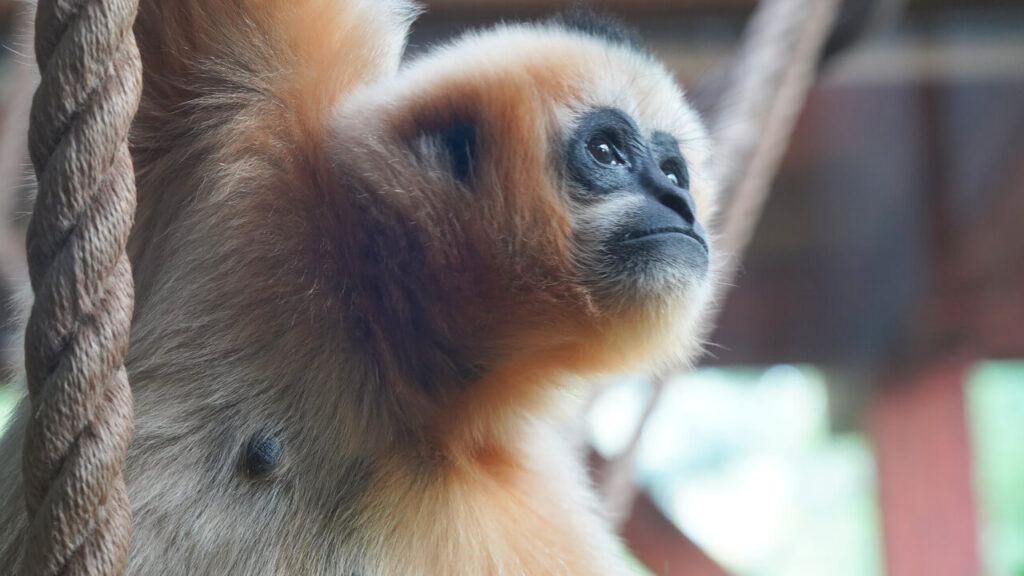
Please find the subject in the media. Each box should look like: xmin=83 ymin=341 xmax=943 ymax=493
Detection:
xmin=1 ymin=0 xmax=1022 ymax=575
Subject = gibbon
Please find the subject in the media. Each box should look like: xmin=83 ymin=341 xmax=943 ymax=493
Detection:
xmin=0 ymin=1 xmax=718 ymax=574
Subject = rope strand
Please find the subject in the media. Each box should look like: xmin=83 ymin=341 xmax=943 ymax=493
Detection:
xmin=21 ymin=0 xmax=141 ymax=573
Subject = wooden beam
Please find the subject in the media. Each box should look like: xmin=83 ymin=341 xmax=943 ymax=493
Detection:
xmin=869 ymin=359 xmax=981 ymax=576
xmin=424 ymin=0 xmax=755 ymax=12
xmin=423 ymin=0 xmax=1017 ymax=12
xmin=622 ymin=493 xmax=733 ymax=576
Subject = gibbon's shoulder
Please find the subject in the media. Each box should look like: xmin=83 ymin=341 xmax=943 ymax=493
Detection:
xmin=128 ymin=0 xmax=420 ymax=299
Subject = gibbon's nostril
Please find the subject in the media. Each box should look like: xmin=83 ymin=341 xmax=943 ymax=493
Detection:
xmin=658 ymin=191 xmax=696 ymax=226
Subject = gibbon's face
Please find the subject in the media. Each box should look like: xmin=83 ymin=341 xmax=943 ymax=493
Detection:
xmin=327 ymin=23 xmax=716 ymax=373
xmin=565 ymin=106 xmax=709 ymax=306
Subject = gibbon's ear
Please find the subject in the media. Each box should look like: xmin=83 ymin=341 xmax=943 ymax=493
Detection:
xmin=415 ymin=117 xmax=479 ymax=182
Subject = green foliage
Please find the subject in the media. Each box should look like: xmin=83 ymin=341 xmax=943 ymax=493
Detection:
xmin=624 ymin=366 xmax=883 ymax=576
xmin=968 ymin=362 xmax=1024 ymax=576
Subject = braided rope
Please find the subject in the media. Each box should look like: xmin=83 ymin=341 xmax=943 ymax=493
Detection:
xmin=21 ymin=0 xmax=141 ymax=573
xmin=713 ymin=0 xmax=842 ymax=270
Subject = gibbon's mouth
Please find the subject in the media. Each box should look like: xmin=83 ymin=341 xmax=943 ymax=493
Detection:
xmin=619 ymin=227 xmax=708 ymax=253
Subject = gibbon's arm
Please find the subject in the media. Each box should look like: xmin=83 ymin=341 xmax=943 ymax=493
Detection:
xmin=129 ymin=0 xmax=417 ymax=296
xmin=134 ymin=0 xmax=416 ymax=130
xmin=134 ymin=0 xmax=415 ymax=141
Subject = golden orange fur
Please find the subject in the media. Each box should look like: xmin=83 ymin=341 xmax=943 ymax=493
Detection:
xmin=0 ymin=2 xmax=718 ymax=574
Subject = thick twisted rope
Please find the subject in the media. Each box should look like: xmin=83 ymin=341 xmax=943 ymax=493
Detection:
xmin=712 ymin=0 xmax=842 ymax=273
xmin=21 ymin=0 xmax=141 ymax=573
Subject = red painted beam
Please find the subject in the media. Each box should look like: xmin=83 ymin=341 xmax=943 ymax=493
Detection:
xmin=870 ymin=359 xmax=981 ymax=576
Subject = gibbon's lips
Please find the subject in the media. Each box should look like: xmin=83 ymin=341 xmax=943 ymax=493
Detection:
xmin=619 ymin=227 xmax=708 ymax=253
xmin=617 ymin=193 xmax=708 ymax=256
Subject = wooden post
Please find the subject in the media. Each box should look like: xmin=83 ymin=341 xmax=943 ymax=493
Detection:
xmin=870 ymin=359 xmax=980 ymax=576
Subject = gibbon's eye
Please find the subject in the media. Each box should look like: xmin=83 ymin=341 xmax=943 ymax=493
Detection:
xmin=567 ymin=108 xmax=643 ymax=194
xmin=586 ymin=136 xmax=626 ymax=166
xmin=660 ymin=158 xmax=690 ymax=189
xmin=651 ymin=132 xmax=690 ymax=189
xmin=662 ymin=165 xmax=683 ymax=187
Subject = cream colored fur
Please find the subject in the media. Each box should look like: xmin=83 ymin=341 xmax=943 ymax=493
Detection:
xmin=0 ymin=2 xmax=718 ymax=574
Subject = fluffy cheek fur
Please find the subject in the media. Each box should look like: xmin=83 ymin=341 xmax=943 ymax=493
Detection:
xmin=327 ymin=67 xmax=717 ymax=394
xmin=0 ymin=4 xmax=718 ymax=575
xmin=584 ymin=274 xmax=716 ymax=376
xmin=324 ymin=94 xmax=606 ymax=425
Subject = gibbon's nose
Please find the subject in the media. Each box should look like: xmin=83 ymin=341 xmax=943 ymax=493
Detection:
xmin=638 ymin=161 xmax=697 ymax=227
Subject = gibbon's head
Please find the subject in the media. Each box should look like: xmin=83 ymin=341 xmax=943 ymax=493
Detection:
xmin=328 ymin=14 xmax=718 ymax=382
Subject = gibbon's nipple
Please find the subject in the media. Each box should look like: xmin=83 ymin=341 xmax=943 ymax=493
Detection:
xmin=243 ymin=431 xmax=283 ymax=477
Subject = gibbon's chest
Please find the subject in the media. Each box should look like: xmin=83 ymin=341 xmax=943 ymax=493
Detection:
xmin=123 ymin=384 xmax=628 ymax=575
xmin=346 ymin=443 xmax=629 ymax=576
